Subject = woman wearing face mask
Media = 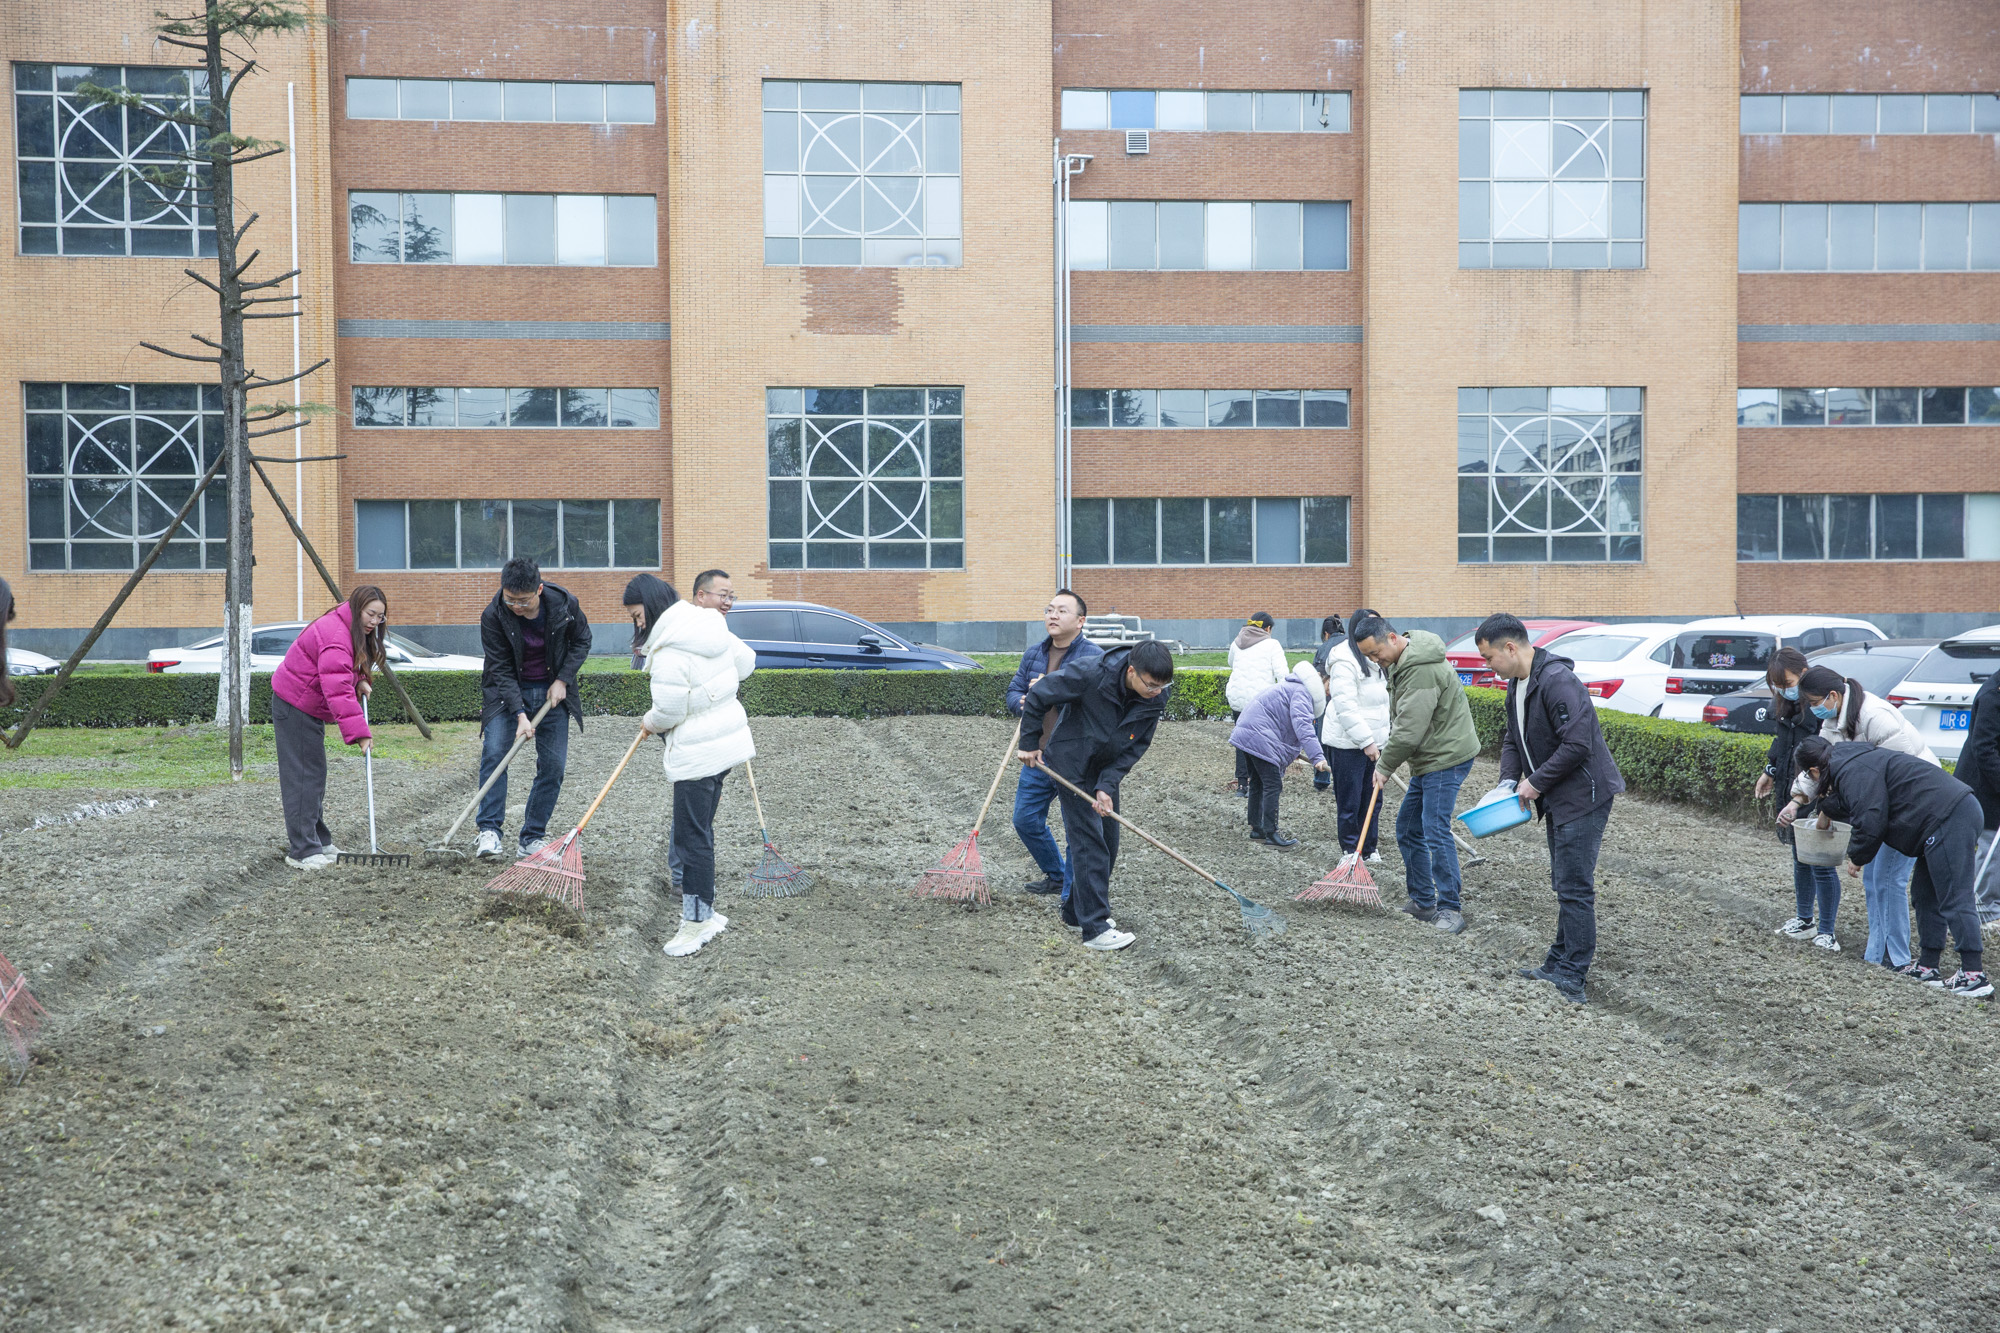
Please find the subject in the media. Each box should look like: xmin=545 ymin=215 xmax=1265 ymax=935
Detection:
xmin=1789 ymin=735 xmax=1989 ymax=996
xmin=1759 ymin=648 xmax=1841 ymax=949
xmin=1779 ymin=663 xmax=1939 ymax=969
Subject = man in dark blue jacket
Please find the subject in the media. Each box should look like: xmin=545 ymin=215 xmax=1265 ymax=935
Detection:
xmin=1006 ymin=590 xmax=1102 ymax=895
xmin=1479 ymin=612 xmax=1625 ymax=1003
xmin=1017 ymin=640 xmax=1173 ymax=951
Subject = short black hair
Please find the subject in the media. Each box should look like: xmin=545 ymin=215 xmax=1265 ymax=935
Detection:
xmin=692 ymin=568 xmax=730 ymax=597
xmin=1052 ymin=587 xmax=1087 ymax=617
xmin=1351 ymin=614 xmax=1393 ymax=645
xmin=1320 ymin=615 xmax=1343 ymax=639
xmin=1247 ymin=611 xmax=1275 ymax=630
xmin=1474 ymin=612 xmax=1530 ymax=648
xmin=501 ymin=557 xmax=541 ymax=593
xmin=1129 ymin=640 xmax=1174 ymax=682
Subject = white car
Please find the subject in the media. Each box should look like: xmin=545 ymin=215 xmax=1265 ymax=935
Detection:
xmin=1541 ymin=622 xmax=1688 ymax=716
xmin=1887 ymin=624 xmax=2000 ymax=763
xmin=1659 ymin=614 xmax=1886 ymax=723
xmin=6 ymin=647 xmax=61 ymax=676
xmin=147 ymin=623 xmax=482 ymax=674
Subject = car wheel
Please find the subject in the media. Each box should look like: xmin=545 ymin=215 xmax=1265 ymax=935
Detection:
xmin=1649 ymin=705 xmax=1661 ymax=718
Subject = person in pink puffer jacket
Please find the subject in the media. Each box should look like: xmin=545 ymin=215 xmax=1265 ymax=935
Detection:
xmin=270 ymin=586 xmax=388 ymax=868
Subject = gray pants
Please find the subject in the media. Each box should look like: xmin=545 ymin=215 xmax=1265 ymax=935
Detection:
xmin=273 ymin=694 xmax=334 ymax=860
xmin=1976 ymin=827 xmax=2000 ymax=923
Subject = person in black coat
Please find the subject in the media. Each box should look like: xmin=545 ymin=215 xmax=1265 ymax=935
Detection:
xmin=475 ymin=557 xmax=592 ymax=859
xmin=1959 ymin=665 xmax=2000 ymax=924
xmin=1754 ymin=646 xmax=1846 ymax=946
xmin=1016 ymin=641 xmax=1174 ymax=952
xmin=1478 ymin=613 xmax=1625 ymax=1003
xmin=1792 ymin=736 xmax=1990 ymax=997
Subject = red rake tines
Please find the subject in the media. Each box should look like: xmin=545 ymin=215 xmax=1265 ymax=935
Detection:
xmin=0 ymin=951 xmax=47 ymax=1083
xmin=912 ymin=721 xmax=1021 ymax=907
xmin=1296 ymin=787 xmax=1384 ymax=908
xmin=483 ymin=726 xmax=648 ymax=918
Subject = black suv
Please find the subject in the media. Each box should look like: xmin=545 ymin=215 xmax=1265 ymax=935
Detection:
xmin=1701 ymin=640 xmax=1937 ymax=735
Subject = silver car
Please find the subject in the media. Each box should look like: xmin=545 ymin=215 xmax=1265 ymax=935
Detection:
xmin=147 ymin=623 xmax=482 ymax=674
xmin=1889 ymin=625 xmax=2000 ymax=763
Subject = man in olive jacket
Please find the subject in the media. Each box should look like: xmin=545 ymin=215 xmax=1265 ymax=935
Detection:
xmin=1354 ymin=615 xmax=1481 ymax=933
xmin=476 ymin=557 xmax=592 ymax=859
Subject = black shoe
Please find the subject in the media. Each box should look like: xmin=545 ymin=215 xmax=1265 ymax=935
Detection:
xmin=1550 ymin=978 xmax=1587 ymax=1005
xmin=1022 ymin=874 xmax=1063 ymax=895
xmin=1248 ymin=830 xmax=1272 ymax=844
xmin=1399 ymin=900 xmax=1437 ymax=923
xmin=1265 ymin=831 xmax=1299 ymax=849
xmin=1517 ymin=965 xmax=1552 ymax=982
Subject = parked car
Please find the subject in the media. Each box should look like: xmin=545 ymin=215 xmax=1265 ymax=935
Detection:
xmin=1444 ymin=619 xmax=1601 ymax=688
xmin=1538 ymin=622 xmax=1688 ymax=716
xmin=1658 ymin=614 xmax=1885 ymax=722
xmin=6 ymin=648 xmax=60 ymax=676
xmin=1886 ymin=624 xmax=2000 ymax=763
xmin=1702 ymin=640 xmax=1937 ymax=736
xmin=148 ymin=624 xmax=483 ymax=674
xmin=720 ymin=601 xmax=981 ymax=671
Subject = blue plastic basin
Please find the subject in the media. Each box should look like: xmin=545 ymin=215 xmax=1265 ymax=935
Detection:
xmin=1458 ymin=789 xmax=1534 ymax=838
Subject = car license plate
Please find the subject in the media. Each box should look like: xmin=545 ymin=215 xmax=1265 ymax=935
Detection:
xmin=1941 ymin=709 xmax=1973 ymax=731
xmin=1457 ymin=671 xmax=1476 ymax=686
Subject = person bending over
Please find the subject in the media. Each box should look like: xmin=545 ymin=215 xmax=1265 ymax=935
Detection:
xmin=1229 ymin=660 xmax=1330 ymax=847
xmin=1006 ymin=589 xmax=1102 ymax=895
xmin=476 ymin=558 xmax=592 ymax=860
xmin=270 ymin=587 xmax=387 ymax=869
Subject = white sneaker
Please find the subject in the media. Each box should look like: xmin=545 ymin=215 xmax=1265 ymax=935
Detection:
xmin=285 ymin=853 xmax=334 ymax=871
xmin=697 ymin=912 xmax=729 ymax=946
xmin=1775 ymin=916 xmax=1815 ymax=940
xmin=321 ymin=844 xmax=343 ymax=859
xmin=1366 ymin=852 xmax=1383 ymax=864
xmin=519 ymin=837 xmax=548 ymax=858
xmin=1083 ymin=927 xmax=1136 ymax=952
xmin=1811 ymin=932 xmax=1842 ymax=953
xmin=664 ymin=914 xmax=727 ymax=958
xmin=475 ymin=829 xmax=502 ymax=859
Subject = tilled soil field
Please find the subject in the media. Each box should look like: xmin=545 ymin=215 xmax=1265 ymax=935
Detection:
xmin=2 ymin=715 xmax=1998 ymax=1333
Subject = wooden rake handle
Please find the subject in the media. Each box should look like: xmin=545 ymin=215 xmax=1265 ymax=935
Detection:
xmin=569 ymin=727 xmax=650 ymax=840
xmin=970 ymin=719 xmax=1024 ymax=836
xmin=1035 ymin=763 xmax=1223 ymax=891
xmin=1350 ymin=785 xmax=1381 ymax=858
xmin=440 ymin=696 xmax=557 ymax=847
xmin=743 ymin=759 xmax=769 ymax=836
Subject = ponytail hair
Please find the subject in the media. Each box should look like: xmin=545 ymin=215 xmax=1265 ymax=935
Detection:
xmin=347 ymin=585 xmax=389 ymax=692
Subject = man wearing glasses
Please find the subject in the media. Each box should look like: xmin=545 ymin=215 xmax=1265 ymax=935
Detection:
xmin=1007 ymin=590 xmax=1102 ymax=896
xmin=476 ymin=557 xmax=593 ymax=859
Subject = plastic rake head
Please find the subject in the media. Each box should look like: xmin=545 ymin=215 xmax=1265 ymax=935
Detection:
xmin=0 ymin=952 xmax=46 ymax=1082
xmin=745 ymin=837 xmax=812 ymax=898
xmin=483 ymin=832 xmax=586 ymax=915
xmin=913 ymin=829 xmax=991 ymax=906
xmin=1295 ymin=854 xmax=1383 ymax=907
xmin=1216 ymin=881 xmax=1287 ymax=938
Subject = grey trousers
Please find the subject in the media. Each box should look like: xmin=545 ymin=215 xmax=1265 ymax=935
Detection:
xmin=273 ymin=694 xmax=334 ymax=860
xmin=1976 ymin=827 xmax=2000 ymax=923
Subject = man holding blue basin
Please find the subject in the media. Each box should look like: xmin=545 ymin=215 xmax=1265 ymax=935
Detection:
xmin=1477 ymin=613 xmax=1625 ymax=1005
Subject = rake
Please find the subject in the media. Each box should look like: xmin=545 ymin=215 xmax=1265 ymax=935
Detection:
xmin=436 ymin=696 xmax=556 ymax=851
xmin=484 ymin=726 xmax=648 ymax=915
xmin=1037 ymin=764 xmax=1286 ymax=938
xmin=913 ymin=721 xmax=1021 ymax=906
xmin=741 ymin=760 xmax=812 ymax=897
xmin=0 ymin=951 xmax=45 ymax=1083
xmin=1389 ymin=770 xmax=1486 ymax=866
xmin=1297 ymin=787 xmax=1383 ymax=906
xmin=338 ymin=750 xmax=411 ymax=869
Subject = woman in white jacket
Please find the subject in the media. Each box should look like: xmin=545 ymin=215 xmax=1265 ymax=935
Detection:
xmin=1225 ymin=613 xmax=1291 ymax=796
xmin=1322 ymin=609 xmax=1392 ymax=859
xmin=640 ymin=596 xmax=758 ymax=957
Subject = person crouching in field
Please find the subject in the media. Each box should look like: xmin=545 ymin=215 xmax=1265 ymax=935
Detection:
xmin=1789 ymin=735 xmax=1989 ymax=997
xmin=640 ymin=585 xmax=757 ymax=958
xmin=1016 ymin=640 xmax=1174 ymax=952
xmin=1230 ymin=660 xmax=1331 ymax=847
xmin=270 ymin=587 xmax=387 ymax=870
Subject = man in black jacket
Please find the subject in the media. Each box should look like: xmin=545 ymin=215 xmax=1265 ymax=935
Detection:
xmin=476 ymin=557 xmax=592 ymax=859
xmin=1016 ymin=640 xmax=1174 ymax=951
xmin=1954 ymin=664 xmax=2000 ymax=927
xmin=1478 ymin=612 xmax=1625 ymax=1003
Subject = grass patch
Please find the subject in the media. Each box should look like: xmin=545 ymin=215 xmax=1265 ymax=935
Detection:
xmin=0 ymin=722 xmax=476 ymax=793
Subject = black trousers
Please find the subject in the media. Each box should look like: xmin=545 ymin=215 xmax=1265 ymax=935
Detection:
xmin=1057 ymin=783 xmax=1119 ymax=940
xmin=672 ymin=770 xmax=726 ymax=906
xmin=1241 ymin=751 xmax=1283 ymax=836
xmin=1231 ymin=712 xmax=1249 ymax=789
xmin=1912 ymin=792 xmax=1986 ymax=968
xmin=1329 ymin=746 xmax=1379 ymax=855
xmin=273 ymin=694 xmax=333 ymax=860
xmin=1543 ymin=799 xmax=1612 ymax=983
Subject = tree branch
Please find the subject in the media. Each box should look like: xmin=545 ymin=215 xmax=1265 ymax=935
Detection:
xmin=139 ymin=340 xmax=222 ymax=364
xmin=244 ymin=358 xmax=330 ymax=392
xmin=247 ymin=419 xmax=310 ymax=439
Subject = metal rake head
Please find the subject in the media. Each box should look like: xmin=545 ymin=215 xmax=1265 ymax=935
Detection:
xmin=745 ymin=839 xmax=812 ymax=898
xmin=1214 ymin=880 xmax=1286 ymax=937
xmin=484 ymin=834 xmax=586 ymax=915
xmin=0 ymin=952 xmax=46 ymax=1083
xmin=338 ymin=850 xmax=411 ymax=869
xmin=913 ymin=830 xmax=991 ymax=906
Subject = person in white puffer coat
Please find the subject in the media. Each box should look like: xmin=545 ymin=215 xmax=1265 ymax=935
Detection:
xmin=1225 ymin=613 xmax=1291 ymax=796
xmin=640 ymin=596 xmax=757 ymax=957
xmin=1322 ymin=609 xmax=1392 ymax=859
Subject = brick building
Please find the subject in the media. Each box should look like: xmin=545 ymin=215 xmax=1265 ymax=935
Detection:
xmin=3 ymin=1 xmax=1996 ymax=658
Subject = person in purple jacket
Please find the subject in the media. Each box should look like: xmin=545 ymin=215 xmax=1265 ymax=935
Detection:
xmin=1229 ymin=663 xmax=1331 ymax=847
xmin=270 ymin=586 xmax=387 ymax=869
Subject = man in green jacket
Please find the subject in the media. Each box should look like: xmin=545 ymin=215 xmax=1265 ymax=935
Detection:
xmin=1354 ymin=615 xmax=1481 ymax=934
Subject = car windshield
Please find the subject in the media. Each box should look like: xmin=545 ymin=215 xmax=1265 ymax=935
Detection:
xmin=385 ymin=632 xmax=440 ymax=658
xmin=1445 ymin=632 xmax=1478 ymax=657
xmin=1905 ymin=642 xmax=2000 ymax=685
xmin=1811 ymin=650 xmax=1923 ymax=697
xmin=1673 ymin=632 xmax=1775 ymax=672
xmin=1548 ymin=634 xmax=1641 ymax=663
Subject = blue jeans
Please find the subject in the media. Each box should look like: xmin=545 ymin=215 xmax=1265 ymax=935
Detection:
xmin=1792 ymin=844 xmax=1841 ymax=935
xmin=1012 ymin=763 xmax=1073 ymax=892
xmin=1863 ymin=844 xmax=1915 ymax=968
xmin=478 ymin=684 xmax=569 ymax=846
xmin=1395 ymin=759 xmax=1472 ymax=913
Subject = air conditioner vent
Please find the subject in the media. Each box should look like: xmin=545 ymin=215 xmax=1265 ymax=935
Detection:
xmin=1125 ymin=129 xmax=1149 ymax=155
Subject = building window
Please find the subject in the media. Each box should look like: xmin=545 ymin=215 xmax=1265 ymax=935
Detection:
xmin=1737 ymin=493 xmax=2000 ymax=562
xmin=1070 ymin=389 xmax=1349 ymax=427
xmin=1060 ymin=89 xmax=1349 ymax=133
xmin=765 ymin=387 xmax=964 ymax=570
xmin=1739 ymin=203 xmax=2000 ymax=271
xmin=345 ymin=77 xmax=655 ymax=124
xmin=14 ymin=62 xmax=215 ymax=258
xmin=1458 ymin=89 xmax=1646 ymax=270
xmin=1737 ymin=387 xmax=2000 ymax=426
xmin=354 ymin=498 xmax=660 ymax=570
xmin=1740 ymin=93 xmax=2000 ymax=136
xmin=346 ymin=192 xmax=657 ymax=266
xmin=1458 ymin=387 xmax=1643 ymax=563
xmin=1065 ymin=200 xmax=1348 ymax=270
xmin=351 ymin=387 xmax=660 ymax=428
xmin=1069 ymin=497 xmax=1349 ymax=566
xmin=23 ymin=382 xmax=228 ymax=571
xmin=761 ymin=81 xmax=961 ymax=267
